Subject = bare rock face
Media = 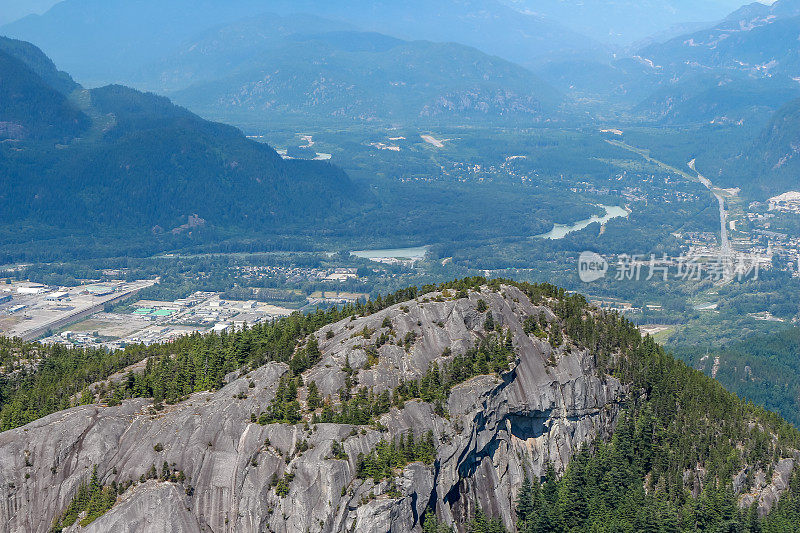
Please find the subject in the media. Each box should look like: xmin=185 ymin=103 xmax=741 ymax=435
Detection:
xmin=0 ymin=285 xmax=627 ymax=532
xmin=80 ymin=482 xmax=201 ymax=533
xmin=739 ymin=456 xmax=799 ymax=516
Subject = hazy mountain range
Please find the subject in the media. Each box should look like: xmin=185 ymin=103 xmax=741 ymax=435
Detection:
xmin=4 ymin=0 xmax=800 ymax=172
xmin=503 ymin=0 xmax=758 ymax=45
xmin=0 ymin=0 xmax=604 ymax=88
xmin=0 ymin=1 xmax=583 ymax=124
xmin=538 ymin=0 xmax=800 ymax=124
xmin=641 ymin=0 xmax=800 ymax=78
xmin=4 ymin=0 xmax=795 ymax=127
xmin=0 ymin=0 xmax=60 ymax=26
xmin=1 ymin=0 xmax=772 ymax=47
xmin=629 ymin=0 xmax=800 ymax=123
xmin=130 ymin=14 xmax=560 ymax=125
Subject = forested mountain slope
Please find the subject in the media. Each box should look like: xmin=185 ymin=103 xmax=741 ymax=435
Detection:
xmin=1 ymin=279 xmax=798 ymax=531
xmin=695 ymin=97 xmax=800 ymax=198
xmin=741 ymin=97 xmax=800 ymax=196
xmin=674 ymin=328 xmax=800 ymax=429
xmin=0 ymin=37 xmax=365 ymax=258
xmin=0 ymin=37 xmax=87 ymax=141
xmin=632 ymin=70 xmax=800 ymax=125
xmin=0 ymin=36 xmax=78 ymax=94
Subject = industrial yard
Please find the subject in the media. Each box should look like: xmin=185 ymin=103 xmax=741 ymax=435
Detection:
xmin=0 ymin=279 xmax=156 ymax=341
xmin=0 ymin=279 xmax=297 ymax=348
xmin=38 ymin=291 xmax=295 ymax=349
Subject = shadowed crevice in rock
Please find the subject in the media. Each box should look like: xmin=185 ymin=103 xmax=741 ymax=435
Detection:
xmin=507 ymin=411 xmax=553 ymax=441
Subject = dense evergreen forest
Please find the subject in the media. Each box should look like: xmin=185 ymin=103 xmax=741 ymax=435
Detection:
xmin=673 ymin=328 xmax=800 ymax=428
xmin=422 ymin=451 xmax=800 ymax=532
xmin=0 ymin=47 xmax=87 ymax=141
xmin=2 ymin=277 xmax=800 ymax=531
